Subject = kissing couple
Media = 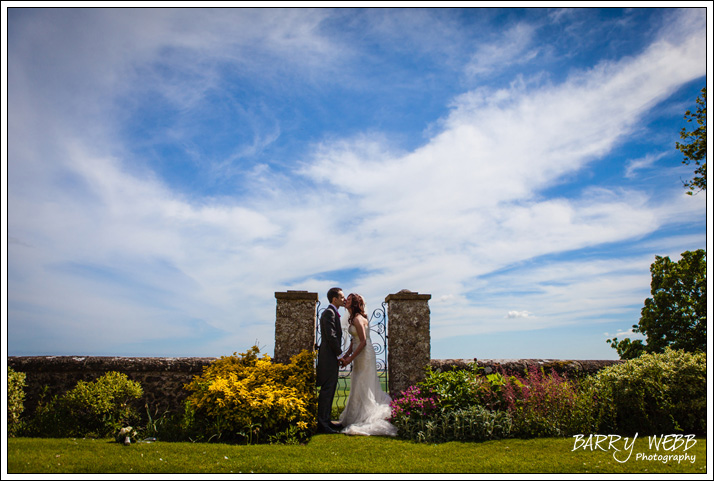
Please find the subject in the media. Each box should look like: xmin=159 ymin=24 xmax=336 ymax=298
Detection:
xmin=316 ymin=287 xmax=397 ymax=436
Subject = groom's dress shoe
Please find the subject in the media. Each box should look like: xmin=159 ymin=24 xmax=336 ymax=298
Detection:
xmin=330 ymin=422 xmax=343 ymax=430
xmin=317 ymin=424 xmax=340 ymax=434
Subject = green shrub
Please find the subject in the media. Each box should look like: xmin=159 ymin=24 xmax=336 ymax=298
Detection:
xmin=139 ymin=401 xmax=195 ymax=442
xmin=393 ymin=404 xmax=512 ymax=443
xmin=586 ymin=348 xmax=706 ymax=435
xmin=23 ymin=372 xmax=143 ymax=438
xmin=8 ymin=367 xmax=27 ymax=437
xmin=184 ymin=346 xmax=317 ymax=444
xmin=390 ymin=367 xmax=512 ymax=443
xmin=393 ymin=362 xmax=591 ymax=441
xmin=418 ymin=364 xmax=503 ymax=411
xmin=133 ymin=399 xmax=204 ymax=443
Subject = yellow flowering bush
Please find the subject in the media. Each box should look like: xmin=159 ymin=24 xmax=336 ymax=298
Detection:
xmin=185 ymin=346 xmax=317 ymax=443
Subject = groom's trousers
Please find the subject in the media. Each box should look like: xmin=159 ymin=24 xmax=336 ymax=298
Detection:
xmin=317 ymin=305 xmax=342 ymax=428
xmin=317 ymin=367 xmax=338 ymax=427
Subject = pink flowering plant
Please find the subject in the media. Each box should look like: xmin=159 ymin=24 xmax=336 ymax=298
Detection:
xmin=389 ymin=352 xmax=706 ymax=442
xmin=389 ymin=385 xmax=438 ymax=423
xmin=499 ymin=365 xmax=584 ymax=438
xmin=389 ymin=365 xmax=513 ymax=442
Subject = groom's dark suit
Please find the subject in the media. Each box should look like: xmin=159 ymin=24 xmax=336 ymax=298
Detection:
xmin=316 ymin=304 xmax=342 ymax=432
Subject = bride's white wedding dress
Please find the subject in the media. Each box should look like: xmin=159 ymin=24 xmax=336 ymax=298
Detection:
xmin=339 ymin=323 xmax=397 ymax=436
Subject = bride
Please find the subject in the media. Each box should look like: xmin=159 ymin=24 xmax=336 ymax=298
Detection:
xmin=338 ymin=293 xmax=397 ymax=436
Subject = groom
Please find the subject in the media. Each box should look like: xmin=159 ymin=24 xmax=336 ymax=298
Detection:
xmin=316 ymin=287 xmax=345 ymax=434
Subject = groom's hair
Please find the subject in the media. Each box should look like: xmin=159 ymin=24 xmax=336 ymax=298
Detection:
xmin=327 ymin=287 xmax=342 ymax=303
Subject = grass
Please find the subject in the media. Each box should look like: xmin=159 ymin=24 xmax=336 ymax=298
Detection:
xmin=7 ymin=435 xmax=707 ymax=474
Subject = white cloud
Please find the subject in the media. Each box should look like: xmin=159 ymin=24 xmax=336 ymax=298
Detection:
xmin=435 ymin=294 xmax=456 ymax=303
xmin=625 ymin=152 xmax=667 ymax=179
xmin=298 ymin=10 xmax=705 ymax=297
xmin=466 ymin=22 xmax=540 ymax=78
xmin=6 ymin=9 xmax=707 ymax=357
xmin=426 ymin=226 xmax=706 ymax=344
xmin=604 ymin=328 xmax=646 ymax=340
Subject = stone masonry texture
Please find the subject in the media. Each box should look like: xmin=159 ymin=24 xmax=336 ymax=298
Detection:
xmin=9 ymin=356 xmax=623 ymax=417
xmin=274 ymin=291 xmax=319 ymax=364
xmin=7 ymin=356 xmax=216 ymax=415
xmin=386 ymin=290 xmax=432 ymax=397
xmin=429 ymin=358 xmax=623 ymax=379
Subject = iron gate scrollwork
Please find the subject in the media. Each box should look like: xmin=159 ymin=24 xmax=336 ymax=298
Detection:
xmin=315 ymin=301 xmax=388 ymax=414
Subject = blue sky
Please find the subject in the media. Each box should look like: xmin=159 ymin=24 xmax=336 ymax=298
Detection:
xmin=4 ymin=6 xmax=710 ymax=360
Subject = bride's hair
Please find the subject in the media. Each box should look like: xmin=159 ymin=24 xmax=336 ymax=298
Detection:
xmin=345 ymin=293 xmax=366 ymax=324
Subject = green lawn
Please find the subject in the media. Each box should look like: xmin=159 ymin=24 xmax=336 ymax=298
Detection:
xmin=7 ymin=435 xmax=707 ymax=474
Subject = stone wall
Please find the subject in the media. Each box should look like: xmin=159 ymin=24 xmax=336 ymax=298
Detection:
xmin=386 ymin=290 xmax=432 ymax=396
xmin=8 ymin=355 xmax=623 ymax=417
xmin=7 ymin=356 xmax=216 ymax=415
xmin=429 ymin=358 xmax=623 ymax=379
xmin=274 ymin=290 xmax=319 ymax=364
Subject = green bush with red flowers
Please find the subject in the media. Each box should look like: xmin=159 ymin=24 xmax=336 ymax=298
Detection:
xmin=390 ymin=348 xmax=705 ymax=443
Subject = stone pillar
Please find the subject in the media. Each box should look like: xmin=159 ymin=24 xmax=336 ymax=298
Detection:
xmin=274 ymin=291 xmax=319 ymax=364
xmin=385 ymin=289 xmax=431 ymax=396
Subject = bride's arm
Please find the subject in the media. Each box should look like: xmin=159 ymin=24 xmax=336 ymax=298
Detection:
xmin=343 ymin=316 xmax=367 ymax=364
xmin=344 ymin=338 xmax=353 ymax=358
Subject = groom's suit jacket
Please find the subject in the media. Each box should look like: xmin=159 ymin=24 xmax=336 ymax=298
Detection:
xmin=316 ymin=305 xmax=342 ymax=387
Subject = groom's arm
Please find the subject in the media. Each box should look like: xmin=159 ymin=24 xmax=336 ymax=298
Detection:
xmin=320 ymin=309 xmax=341 ymax=355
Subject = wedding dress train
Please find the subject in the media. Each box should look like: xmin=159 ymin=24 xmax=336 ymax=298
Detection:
xmin=338 ymin=323 xmax=397 ymax=436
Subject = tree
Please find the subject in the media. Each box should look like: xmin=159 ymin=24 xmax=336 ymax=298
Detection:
xmin=605 ymin=334 xmax=645 ymax=360
xmin=607 ymin=249 xmax=706 ymax=359
xmin=676 ymin=87 xmax=706 ymax=194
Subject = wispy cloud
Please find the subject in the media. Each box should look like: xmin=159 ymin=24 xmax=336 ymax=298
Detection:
xmin=604 ymin=328 xmax=646 ymax=340
xmin=465 ymin=22 xmax=540 ymax=78
xmin=625 ymin=152 xmax=668 ymax=179
xmin=6 ymin=8 xmax=707 ymax=359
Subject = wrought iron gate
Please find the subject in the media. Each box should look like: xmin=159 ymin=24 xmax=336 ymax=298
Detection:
xmin=315 ymin=301 xmax=388 ymax=413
